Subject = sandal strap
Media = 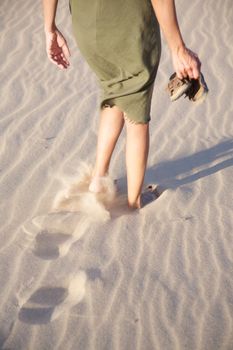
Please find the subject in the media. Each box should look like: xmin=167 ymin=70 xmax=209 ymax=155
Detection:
xmin=166 ymin=73 xmax=191 ymax=95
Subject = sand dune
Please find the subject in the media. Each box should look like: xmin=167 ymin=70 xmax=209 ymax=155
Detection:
xmin=0 ymin=0 xmax=233 ymax=349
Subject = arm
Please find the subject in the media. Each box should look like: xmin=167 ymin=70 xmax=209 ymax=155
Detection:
xmin=151 ymin=0 xmax=201 ymax=79
xmin=41 ymin=0 xmax=70 ymax=69
xmin=42 ymin=0 xmax=58 ymax=33
xmin=151 ymin=0 xmax=184 ymax=53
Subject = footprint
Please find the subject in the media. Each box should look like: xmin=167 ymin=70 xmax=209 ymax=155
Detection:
xmin=22 ymin=212 xmax=91 ymax=259
xmin=33 ymin=229 xmax=73 ymax=259
xmin=18 ymin=271 xmax=87 ymax=324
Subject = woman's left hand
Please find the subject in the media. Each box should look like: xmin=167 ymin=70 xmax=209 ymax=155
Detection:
xmin=172 ymin=45 xmax=201 ymax=80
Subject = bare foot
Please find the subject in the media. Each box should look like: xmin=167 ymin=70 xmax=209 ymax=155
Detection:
xmin=88 ymin=176 xmax=107 ymax=193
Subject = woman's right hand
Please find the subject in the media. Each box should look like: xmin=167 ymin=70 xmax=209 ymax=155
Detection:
xmin=45 ymin=27 xmax=71 ymax=69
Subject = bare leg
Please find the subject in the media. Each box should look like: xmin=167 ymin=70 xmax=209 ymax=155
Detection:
xmin=125 ymin=118 xmax=150 ymax=209
xmin=92 ymin=105 xmax=124 ymax=177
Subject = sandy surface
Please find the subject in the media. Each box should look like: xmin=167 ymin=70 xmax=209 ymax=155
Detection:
xmin=0 ymin=0 xmax=233 ymax=349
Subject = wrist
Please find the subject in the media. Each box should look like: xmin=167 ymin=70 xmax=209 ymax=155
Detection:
xmin=44 ymin=23 xmax=57 ymax=34
xmin=169 ymin=40 xmax=186 ymax=55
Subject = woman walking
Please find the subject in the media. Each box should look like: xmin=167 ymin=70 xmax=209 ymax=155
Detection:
xmin=42 ymin=0 xmax=201 ymax=209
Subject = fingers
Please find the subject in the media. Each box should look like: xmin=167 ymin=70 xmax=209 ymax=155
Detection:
xmin=175 ymin=61 xmax=189 ymax=80
xmin=47 ymin=51 xmax=70 ymax=70
xmin=61 ymin=43 xmax=71 ymax=65
xmin=192 ymin=57 xmax=201 ymax=79
xmin=186 ymin=49 xmax=201 ymax=79
xmin=49 ymin=52 xmax=69 ymax=69
xmin=48 ymin=56 xmax=66 ymax=70
xmin=47 ymin=49 xmax=70 ymax=69
xmin=176 ymin=67 xmax=187 ymax=80
xmin=191 ymin=64 xmax=199 ymax=79
xmin=176 ymin=71 xmax=184 ymax=80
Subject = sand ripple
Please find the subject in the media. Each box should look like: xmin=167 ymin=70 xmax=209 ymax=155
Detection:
xmin=1 ymin=0 xmax=233 ymax=349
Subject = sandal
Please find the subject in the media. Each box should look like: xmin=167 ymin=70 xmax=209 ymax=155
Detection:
xmin=166 ymin=72 xmax=192 ymax=101
xmin=184 ymin=72 xmax=209 ymax=103
xmin=166 ymin=72 xmax=209 ymax=104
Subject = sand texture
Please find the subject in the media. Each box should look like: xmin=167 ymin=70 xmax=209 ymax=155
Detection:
xmin=0 ymin=0 xmax=233 ymax=349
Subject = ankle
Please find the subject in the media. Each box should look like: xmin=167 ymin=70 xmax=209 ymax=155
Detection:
xmin=127 ymin=195 xmax=141 ymax=209
xmin=92 ymin=168 xmax=109 ymax=178
xmin=89 ymin=176 xmax=106 ymax=193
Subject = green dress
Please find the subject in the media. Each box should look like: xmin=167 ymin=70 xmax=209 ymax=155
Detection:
xmin=69 ymin=0 xmax=161 ymax=124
